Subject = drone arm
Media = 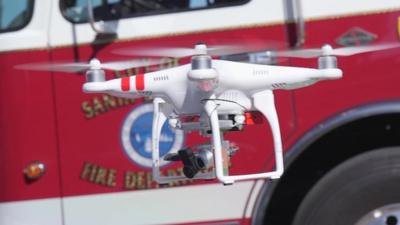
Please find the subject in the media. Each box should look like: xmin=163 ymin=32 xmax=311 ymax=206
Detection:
xmin=83 ymin=75 xmax=144 ymax=93
xmin=83 ymin=65 xmax=190 ymax=103
xmin=213 ymin=60 xmax=342 ymax=91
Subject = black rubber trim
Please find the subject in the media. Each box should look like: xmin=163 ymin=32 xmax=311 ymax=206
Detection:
xmin=0 ymin=0 xmax=35 ymax=34
xmin=251 ymin=99 xmax=400 ymax=225
xmin=60 ymin=0 xmax=251 ymax=24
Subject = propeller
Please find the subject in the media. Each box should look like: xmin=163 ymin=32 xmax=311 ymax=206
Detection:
xmin=276 ymin=43 xmax=399 ymax=58
xmin=113 ymin=41 xmax=284 ymax=58
xmin=15 ymin=58 xmax=165 ymax=73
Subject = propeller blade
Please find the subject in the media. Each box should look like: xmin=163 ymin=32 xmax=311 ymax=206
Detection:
xmin=113 ymin=41 xmax=284 ymax=58
xmin=16 ymin=58 xmax=165 ymax=73
xmin=15 ymin=62 xmax=90 ymax=73
xmin=276 ymin=49 xmax=323 ymax=58
xmin=208 ymin=40 xmax=285 ymax=56
xmin=207 ymin=44 xmax=265 ymax=56
xmin=113 ymin=45 xmax=267 ymax=58
xmin=114 ymin=47 xmax=196 ymax=58
xmin=100 ymin=58 xmax=167 ymax=70
xmin=331 ymin=43 xmax=399 ymax=56
xmin=276 ymin=43 xmax=399 ymax=58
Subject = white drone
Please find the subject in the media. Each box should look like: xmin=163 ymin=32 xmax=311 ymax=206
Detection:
xmin=18 ymin=42 xmax=396 ymax=185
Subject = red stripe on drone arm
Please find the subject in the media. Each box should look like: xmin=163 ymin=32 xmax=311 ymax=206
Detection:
xmin=136 ymin=74 xmax=145 ymax=91
xmin=121 ymin=77 xmax=130 ymax=91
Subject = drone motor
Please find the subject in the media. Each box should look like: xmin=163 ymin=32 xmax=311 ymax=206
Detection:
xmin=318 ymin=44 xmax=338 ymax=69
xmin=85 ymin=58 xmax=106 ymax=82
xmin=188 ymin=44 xmax=218 ymax=91
xmin=318 ymin=55 xmax=338 ymax=69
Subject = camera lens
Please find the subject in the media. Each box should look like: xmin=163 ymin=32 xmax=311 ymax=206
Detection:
xmin=196 ymin=157 xmax=205 ymax=169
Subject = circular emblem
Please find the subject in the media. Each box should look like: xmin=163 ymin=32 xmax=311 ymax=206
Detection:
xmin=121 ymin=103 xmax=184 ymax=168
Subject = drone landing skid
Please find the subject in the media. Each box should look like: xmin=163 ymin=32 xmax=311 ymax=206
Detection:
xmin=152 ymin=91 xmax=284 ymax=185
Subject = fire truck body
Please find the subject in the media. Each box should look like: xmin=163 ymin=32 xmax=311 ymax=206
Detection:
xmin=1 ymin=1 xmax=400 ymax=224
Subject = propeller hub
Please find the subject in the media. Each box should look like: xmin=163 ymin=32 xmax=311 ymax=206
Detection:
xmin=194 ymin=44 xmax=208 ymax=55
xmin=89 ymin=58 xmax=102 ymax=70
xmin=322 ymin=44 xmax=333 ymax=56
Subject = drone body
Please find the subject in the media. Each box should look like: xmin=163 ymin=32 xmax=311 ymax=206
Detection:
xmin=83 ymin=60 xmax=342 ymax=114
xmin=82 ymin=44 xmax=342 ymax=185
xmin=19 ymin=42 xmax=396 ymax=185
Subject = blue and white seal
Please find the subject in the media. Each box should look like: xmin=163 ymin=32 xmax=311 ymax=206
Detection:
xmin=121 ymin=103 xmax=184 ymax=168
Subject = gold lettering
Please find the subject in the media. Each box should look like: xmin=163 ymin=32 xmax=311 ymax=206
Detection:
xmin=172 ymin=58 xmax=179 ymax=67
xmin=80 ymin=162 xmax=118 ymax=188
xmin=124 ymin=171 xmax=137 ymax=189
xmin=93 ymin=97 xmax=106 ymax=115
xmin=81 ymin=95 xmax=136 ymax=119
xmin=116 ymin=98 xmax=124 ymax=106
xmin=95 ymin=167 xmax=107 ymax=185
xmin=144 ymin=65 xmax=150 ymax=73
xmin=134 ymin=67 xmax=141 ymax=75
xmin=158 ymin=58 xmax=170 ymax=70
xmin=124 ymin=171 xmax=160 ymax=190
xmin=80 ymin=162 xmax=92 ymax=180
xmin=166 ymin=169 xmax=181 ymax=187
xmin=81 ymin=101 xmax=95 ymax=119
xmin=117 ymin=97 xmax=135 ymax=107
xmin=89 ymin=164 xmax=97 ymax=182
xmin=166 ymin=168 xmax=194 ymax=187
xmin=127 ymin=68 xmax=134 ymax=76
xmin=136 ymin=172 xmax=145 ymax=189
xmin=107 ymin=169 xmax=117 ymax=187
xmin=180 ymin=168 xmax=194 ymax=185
xmin=114 ymin=70 xmax=122 ymax=78
xmin=103 ymin=95 xmax=117 ymax=110
xmin=159 ymin=58 xmax=179 ymax=70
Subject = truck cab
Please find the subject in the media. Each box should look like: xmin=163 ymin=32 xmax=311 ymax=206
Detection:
xmin=1 ymin=1 xmax=400 ymax=225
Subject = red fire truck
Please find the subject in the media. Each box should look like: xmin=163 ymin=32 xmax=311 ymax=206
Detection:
xmin=1 ymin=1 xmax=400 ymax=224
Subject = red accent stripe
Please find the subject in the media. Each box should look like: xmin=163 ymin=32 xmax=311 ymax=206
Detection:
xmin=136 ymin=74 xmax=145 ymax=91
xmin=121 ymin=77 xmax=130 ymax=91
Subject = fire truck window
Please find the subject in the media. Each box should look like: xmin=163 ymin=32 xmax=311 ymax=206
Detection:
xmin=0 ymin=0 xmax=34 ymax=33
xmin=61 ymin=0 xmax=250 ymax=23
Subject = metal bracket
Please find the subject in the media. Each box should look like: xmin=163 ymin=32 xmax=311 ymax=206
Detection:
xmin=284 ymin=0 xmax=305 ymax=47
xmin=87 ymin=0 xmax=116 ymax=34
